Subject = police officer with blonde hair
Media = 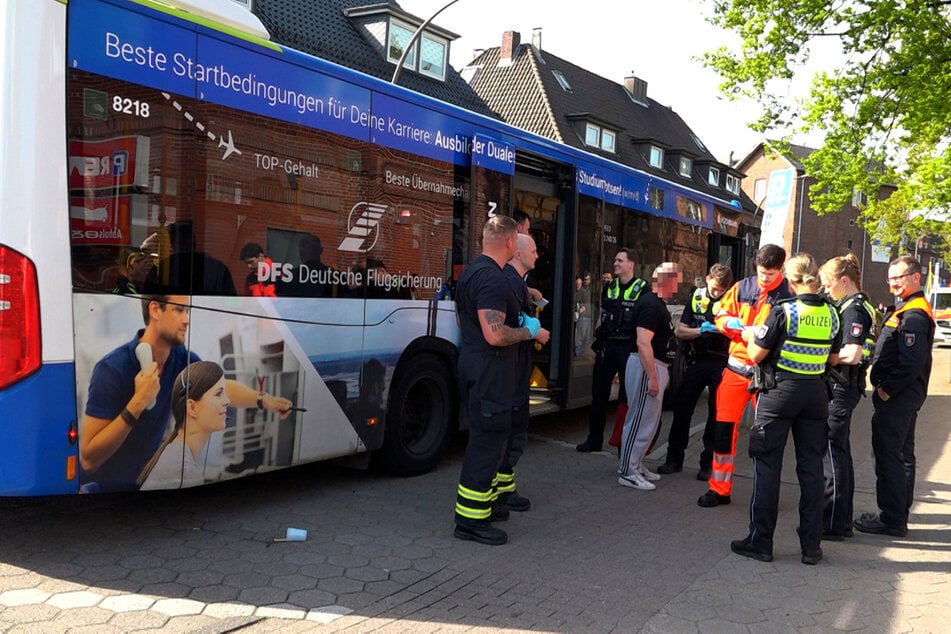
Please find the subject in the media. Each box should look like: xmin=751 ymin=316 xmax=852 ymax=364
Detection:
xmin=730 ymin=253 xmax=841 ymax=565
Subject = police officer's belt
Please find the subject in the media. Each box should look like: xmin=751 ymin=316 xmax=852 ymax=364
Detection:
xmin=774 ymin=369 xmax=821 ymax=381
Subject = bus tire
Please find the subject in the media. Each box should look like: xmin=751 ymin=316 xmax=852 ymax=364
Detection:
xmin=376 ymin=353 xmax=456 ymax=476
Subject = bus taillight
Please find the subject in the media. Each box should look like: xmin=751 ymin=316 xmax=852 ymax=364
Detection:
xmin=0 ymin=245 xmax=42 ymax=390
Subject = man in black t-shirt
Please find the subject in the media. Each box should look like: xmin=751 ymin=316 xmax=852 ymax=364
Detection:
xmin=617 ymin=263 xmax=681 ymax=491
xmin=453 ymin=217 xmax=546 ymax=546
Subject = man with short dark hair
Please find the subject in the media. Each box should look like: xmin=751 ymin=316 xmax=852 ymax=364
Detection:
xmin=239 ymin=242 xmax=277 ymax=297
xmin=657 ymin=263 xmax=733 ymax=479
xmin=79 ymin=296 xmax=292 ymax=491
xmin=698 ymin=244 xmax=792 ymax=507
xmin=854 ymin=255 xmax=935 ymax=537
xmin=578 ymin=248 xmax=648 ymax=453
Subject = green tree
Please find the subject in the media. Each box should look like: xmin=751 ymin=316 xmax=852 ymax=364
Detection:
xmin=704 ymin=0 xmax=951 ymax=255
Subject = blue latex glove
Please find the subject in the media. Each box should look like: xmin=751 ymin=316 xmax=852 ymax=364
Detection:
xmin=519 ymin=313 xmax=541 ymax=337
xmin=699 ymin=321 xmax=719 ymax=334
xmin=725 ymin=317 xmax=743 ymax=330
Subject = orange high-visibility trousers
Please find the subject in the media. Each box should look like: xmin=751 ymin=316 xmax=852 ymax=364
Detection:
xmin=708 ymin=369 xmax=757 ymax=496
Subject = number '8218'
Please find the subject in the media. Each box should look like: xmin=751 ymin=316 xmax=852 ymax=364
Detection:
xmin=112 ymin=96 xmax=150 ymax=118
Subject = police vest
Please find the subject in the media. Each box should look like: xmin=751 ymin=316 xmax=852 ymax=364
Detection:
xmin=690 ymin=287 xmax=720 ymax=322
xmin=776 ymin=299 xmax=840 ymax=375
xmin=600 ymin=277 xmax=647 ymax=339
xmin=839 ymin=294 xmax=876 ymax=364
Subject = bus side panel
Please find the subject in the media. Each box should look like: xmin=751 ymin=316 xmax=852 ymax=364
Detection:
xmin=0 ymin=362 xmax=79 ymax=496
xmin=0 ymin=0 xmax=74 ymax=363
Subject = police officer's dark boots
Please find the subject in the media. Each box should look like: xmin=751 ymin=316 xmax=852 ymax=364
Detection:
xmin=454 ymin=518 xmax=507 ymax=546
xmin=657 ymin=461 xmax=683 ymax=475
xmin=497 ymin=491 xmax=531 ymax=512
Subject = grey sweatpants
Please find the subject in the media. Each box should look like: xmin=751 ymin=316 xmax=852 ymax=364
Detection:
xmin=619 ymin=355 xmax=669 ymax=477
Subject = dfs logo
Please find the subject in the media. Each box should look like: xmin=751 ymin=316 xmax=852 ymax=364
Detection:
xmin=338 ymin=202 xmax=388 ymax=253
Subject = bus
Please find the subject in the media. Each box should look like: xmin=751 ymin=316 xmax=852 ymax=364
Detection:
xmin=0 ymin=0 xmax=743 ymax=495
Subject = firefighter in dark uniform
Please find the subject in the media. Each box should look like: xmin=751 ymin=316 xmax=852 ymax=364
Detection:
xmin=657 ymin=264 xmax=733 ymax=479
xmin=453 ymin=216 xmax=545 ymax=546
xmin=730 ymin=254 xmax=841 ymax=566
xmin=854 ymin=256 xmax=935 ymax=538
xmin=497 ymin=233 xmax=550 ymax=514
xmin=818 ymin=254 xmax=876 ymax=541
xmin=577 ymin=248 xmax=647 ymax=452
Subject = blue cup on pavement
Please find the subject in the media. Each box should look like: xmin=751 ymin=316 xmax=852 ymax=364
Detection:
xmin=285 ymin=527 xmax=307 ymax=541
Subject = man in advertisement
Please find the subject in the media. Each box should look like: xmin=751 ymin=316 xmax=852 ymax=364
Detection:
xmin=79 ymin=295 xmax=292 ymax=492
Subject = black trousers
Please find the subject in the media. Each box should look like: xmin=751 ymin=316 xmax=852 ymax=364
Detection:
xmin=664 ymin=356 xmax=725 ymax=469
xmin=870 ymin=386 xmax=923 ymax=528
xmin=585 ymin=340 xmax=631 ymax=448
xmin=499 ymin=345 xmax=533 ymax=480
xmin=746 ymin=379 xmax=828 ymax=553
xmin=823 ymin=382 xmax=861 ymax=533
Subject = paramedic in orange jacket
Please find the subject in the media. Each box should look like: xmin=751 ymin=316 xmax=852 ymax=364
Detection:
xmin=697 ymin=244 xmax=792 ymax=507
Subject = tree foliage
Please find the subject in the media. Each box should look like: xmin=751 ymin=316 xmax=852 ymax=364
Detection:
xmin=704 ymin=0 xmax=951 ymax=255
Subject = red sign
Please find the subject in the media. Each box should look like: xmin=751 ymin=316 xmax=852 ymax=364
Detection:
xmin=70 ymin=196 xmax=133 ymax=245
xmin=68 ymin=136 xmax=150 ymax=191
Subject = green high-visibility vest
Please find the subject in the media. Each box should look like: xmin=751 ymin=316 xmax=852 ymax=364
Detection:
xmin=777 ymin=299 xmax=840 ymax=375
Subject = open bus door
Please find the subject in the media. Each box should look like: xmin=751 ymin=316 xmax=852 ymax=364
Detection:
xmin=467 ymin=145 xmax=575 ymax=414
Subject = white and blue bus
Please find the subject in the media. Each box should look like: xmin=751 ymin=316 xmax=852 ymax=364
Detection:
xmin=0 ymin=0 xmax=743 ymax=495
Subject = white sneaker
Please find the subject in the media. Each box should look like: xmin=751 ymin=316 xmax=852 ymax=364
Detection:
xmin=618 ymin=473 xmax=656 ymax=490
xmin=640 ymin=467 xmax=662 ymax=482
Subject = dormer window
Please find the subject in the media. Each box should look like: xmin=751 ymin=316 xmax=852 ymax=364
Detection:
xmin=649 ymin=146 xmax=664 ymax=169
xmin=725 ymin=173 xmax=740 ymax=195
xmin=679 ymin=157 xmax=692 ymax=178
xmin=387 ymin=18 xmax=448 ymax=81
xmin=708 ymin=166 xmax=720 ymax=187
xmin=585 ymin=123 xmax=616 ymax=153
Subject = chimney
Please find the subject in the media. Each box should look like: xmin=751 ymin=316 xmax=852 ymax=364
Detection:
xmin=624 ymin=74 xmax=648 ymax=105
xmin=532 ymin=27 xmax=542 ymax=50
xmin=500 ymin=31 xmax=521 ymax=66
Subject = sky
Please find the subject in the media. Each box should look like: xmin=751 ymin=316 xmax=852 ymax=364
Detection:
xmin=406 ymin=0 xmax=828 ymax=165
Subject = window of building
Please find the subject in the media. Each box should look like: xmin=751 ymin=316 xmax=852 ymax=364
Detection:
xmin=679 ymin=157 xmax=692 ymax=178
xmin=851 ymin=187 xmax=867 ymax=208
xmin=584 ymin=123 xmax=616 ymax=153
xmin=708 ymin=167 xmax=720 ymax=187
xmin=753 ymin=178 xmax=767 ymax=201
xmin=725 ymin=173 xmax=740 ymax=194
xmin=419 ymin=34 xmax=448 ymax=80
xmin=552 ymin=70 xmax=572 ymax=92
xmin=585 ymin=124 xmax=599 ymax=147
xmin=649 ymin=146 xmax=664 ymax=168
xmin=649 ymin=187 xmax=665 ymax=210
xmin=386 ymin=18 xmax=447 ymax=81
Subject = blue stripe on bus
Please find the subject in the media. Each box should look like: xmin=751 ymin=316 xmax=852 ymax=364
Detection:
xmin=0 ymin=362 xmax=79 ymax=496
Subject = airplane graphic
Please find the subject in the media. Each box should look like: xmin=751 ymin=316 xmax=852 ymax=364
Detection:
xmin=160 ymin=92 xmax=242 ymax=162
xmin=217 ymin=130 xmax=241 ymax=160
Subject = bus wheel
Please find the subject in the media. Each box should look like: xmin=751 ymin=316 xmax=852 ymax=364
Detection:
xmin=376 ymin=353 xmax=456 ymax=476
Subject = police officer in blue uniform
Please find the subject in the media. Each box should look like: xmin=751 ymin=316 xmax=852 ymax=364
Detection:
xmin=818 ymin=254 xmax=876 ymax=540
xmin=854 ymin=256 xmax=935 ymax=538
xmin=657 ymin=264 xmax=733 ymax=479
xmin=577 ymin=248 xmax=647 ymax=452
xmin=730 ymin=254 xmax=841 ymax=565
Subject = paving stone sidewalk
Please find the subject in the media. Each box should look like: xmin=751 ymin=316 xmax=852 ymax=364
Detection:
xmin=1 ymin=349 xmax=949 ymax=632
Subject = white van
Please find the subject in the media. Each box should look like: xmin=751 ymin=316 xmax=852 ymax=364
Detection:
xmin=928 ymin=287 xmax=951 ymax=345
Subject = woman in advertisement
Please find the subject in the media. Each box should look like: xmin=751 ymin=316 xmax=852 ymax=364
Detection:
xmin=137 ymin=361 xmax=229 ymax=490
